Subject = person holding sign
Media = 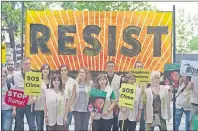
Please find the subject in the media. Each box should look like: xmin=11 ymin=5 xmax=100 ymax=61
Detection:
xmin=175 ymin=75 xmax=193 ymax=131
xmin=90 ymin=74 xmax=116 ymax=131
xmin=119 ymin=73 xmax=143 ymax=131
xmin=33 ymin=64 xmax=50 ymax=131
xmin=1 ymin=69 xmax=16 ymax=131
xmin=58 ymin=65 xmax=75 ymax=130
xmin=44 ymin=74 xmax=69 ymax=131
xmin=11 ymin=57 xmax=36 ymax=131
xmin=69 ymin=67 xmax=93 ymax=131
xmin=143 ymin=71 xmax=171 ymax=131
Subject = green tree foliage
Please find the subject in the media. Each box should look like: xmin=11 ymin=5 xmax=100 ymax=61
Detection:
xmin=176 ymin=9 xmax=198 ymax=54
xmin=61 ymin=2 xmax=156 ymax=11
xmin=189 ymin=36 xmax=198 ymax=51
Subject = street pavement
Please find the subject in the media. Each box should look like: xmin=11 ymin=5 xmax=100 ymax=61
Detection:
xmin=12 ymin=102 xmax=186 ymax=130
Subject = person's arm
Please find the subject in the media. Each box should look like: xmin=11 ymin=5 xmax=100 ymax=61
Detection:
xmin=44 ymin=95 xmax=48 ymax=124
xmin=142 ymin=90 xmax=147 ymax=121
xmin=68 ymin=84 xmax=77 ymax=109
xmin=136 ymin=88 xmax=143 ymax=122
xmin=64 ymin=95 xmax=69 ymax=124
xmin=102 ymin=91 xmax=116 ymax=116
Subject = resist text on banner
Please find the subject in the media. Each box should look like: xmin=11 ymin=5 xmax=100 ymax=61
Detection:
xmin=119 ymin=83 xmax=136 ymax=109
xmin=164 ymin=63 xmax=180 ymax=87
xmin=131 ymin=68 xmax=150 ymax=83
xmin=24 ymin=72 xmax=42 ymax=96
xmin=5 ymin=89 xmax=29 ymax=107
xmin=25 ymin=10 xmax=172 ymax=72
xmin=180 ymin=60 xmax=198 ymax=76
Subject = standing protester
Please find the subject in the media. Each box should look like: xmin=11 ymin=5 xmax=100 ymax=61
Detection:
xmin=143 ymin=71 xmax=171 ymax=131
xmin=44 ymin=74 xmax=69 ymax=131
xmin=33 ymin=64 xmax=50 ymax=131
xmin=7 ymin=60 xmax=15 ymax=78
xmin=189 ymin=76 xmax=198 ymax=130
xmin=119 ymin=73 xmax=143 ymax=131
xmin=58 ymin=65 xmax=75 ymax=130
xmin=106 ymin=61 xmax=122 ymax=131
xmin=70 ymin=67 xmax=93 ymax=131
xmin=134 ymin=61 xmax=146 ymax=131
xmin=91 ymin=74 xmax=116 ymax=131
xmin=175 ymin=75 xmax=193 ymax=131
xmin=1 ymin=69 xmax=16 ymax=131
xmin=12 ymin=57 xmax=36 ymax=131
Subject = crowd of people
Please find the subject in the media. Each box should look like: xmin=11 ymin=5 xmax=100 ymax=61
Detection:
xmin=1 ymin=58 xmax=198 ymax=131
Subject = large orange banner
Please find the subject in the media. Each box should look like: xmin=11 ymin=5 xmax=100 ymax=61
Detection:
xmin=25 ymin=10 xmax=172 ymax=72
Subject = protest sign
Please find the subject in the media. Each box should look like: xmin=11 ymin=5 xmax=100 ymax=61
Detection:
xmin=15 ymin=43 xmax=23 ymax=63
xmin=25 ymin=10 xmax=172 ymax=72
xmin=119 ymin=83 xmax=136 ymax=108
xmin=180 ymin=60 xmax=198 ymax=76
xmin=164 ymin=63 xmax=180 ymax=87
xmin=24 ymin=72 xmax=42 ymax=96
xmin=5 ymin=89 xmax=29 ymax=107
xmin=2 ymin=43 xmax=6 ymax=64
xmin=88 ymin=88 xmax=107 ymax=113
xmin=130 ymin=68 xmax=150 ymax=83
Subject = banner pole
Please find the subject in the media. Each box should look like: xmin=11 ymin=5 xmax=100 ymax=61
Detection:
xmin=172 ymin=5 xmax=176 ymax=131
xmin=21 ymin=2 xmax=24 ymax=60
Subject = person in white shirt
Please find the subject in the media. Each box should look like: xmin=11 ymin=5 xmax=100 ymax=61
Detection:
xmin=33 ymin=64 xmax=50 ymax=131
xmin=13 ymin=57 xmax=36 ymax=131
xmin=1 ymin=69 xmax=16 ymax=131
xmin=58 ymin=64 xmax=75 ymax=130
xmin=70 ymin=67 xmax=93 ymax=131
xmin=106 ymin=61 xmax=122 ymax=131
xmin=175 ymin=75 xmax=193 ymax=131
xmin=119 ymin=73 xmax=143 ymax=131
xmin=187 ymin=75 xmax=197 ymax=130
xmin=143 ymin=71 xmax=171 ymax=131
xmin=44 ymin=73 xmax=69 ymax=131
xmin=91 ymin=74 xmax=116 ymax=131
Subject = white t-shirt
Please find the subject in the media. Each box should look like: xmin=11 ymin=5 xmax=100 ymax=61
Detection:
xmin=64 ymin=77 xmax=75 ymax=98
xmin=34 ymin=80 xmax=48 ymax=111
xmin=45 ymin=89 xmax=69 ymax=126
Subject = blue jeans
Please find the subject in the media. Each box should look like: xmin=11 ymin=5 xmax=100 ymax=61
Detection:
xmin=175 ymin=108 xmax=190 ymax=131
xmin=1 ymin=109 xmax=13 ymax=131
xmin=14 ymin=105 xmax=36 ymax=131
xmin=34 ymin=111 xmax=44 ymax=131
xmin=66 ymin=112 xmax=73 ymax=129
xmin=139 ymin=109 xmax=146 ymax=131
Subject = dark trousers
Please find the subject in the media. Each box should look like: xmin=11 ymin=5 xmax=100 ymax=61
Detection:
xmin=112 ymin=111 xmax=119 ymax=131
xmin=73 ymin=111 xmax=90 ymax=131
xmin=119 ymin=119 xmax=136 ymax=131
xmin=48 ymin=124 xmax=65 ymax=131
xmin=139 ymin=109 xmax=146 ymax=131
xmin=92 ymin=118 xmax=113 ymax=131
xmin=34 ymin=111 xmax=44 ymax=131
xmin=14 ymin=105 xmax=36 ymax=131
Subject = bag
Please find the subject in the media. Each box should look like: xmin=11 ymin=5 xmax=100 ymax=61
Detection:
xmin=151 ymin=114 xmax=161 ymax=127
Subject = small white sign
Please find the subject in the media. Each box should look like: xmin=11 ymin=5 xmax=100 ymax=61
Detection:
xmin=180 ymin=60 xmax=198 ymax=76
